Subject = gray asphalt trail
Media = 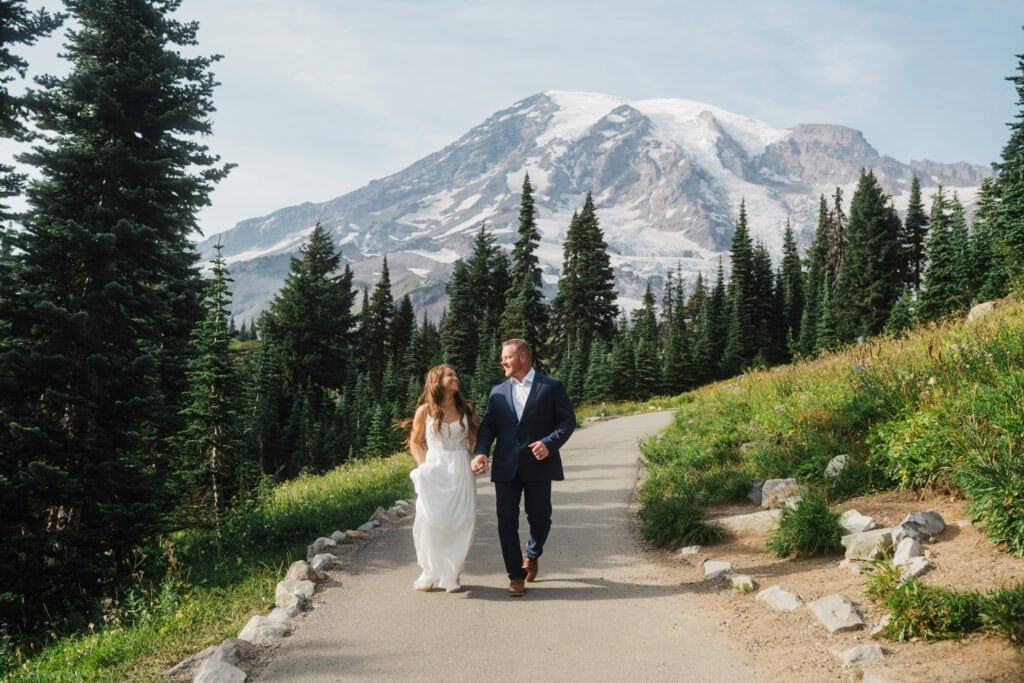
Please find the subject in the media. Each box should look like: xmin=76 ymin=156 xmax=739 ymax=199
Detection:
xmin=255 ymin=410 xmax=760 ymax=682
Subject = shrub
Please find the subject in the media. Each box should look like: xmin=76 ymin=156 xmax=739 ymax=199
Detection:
xmin=957 ymin=448 xmax=1024 ymax=557
xmin=883 ymin=579 xmax=982 ymax=641
xmin=868 ymin=409 xmax=961 ymax=491
xmin=979 ymin=583 xmax=1024 ymax=644
xmin=765 ymin=490 xmax=844 ymax=558
xmin=639 ymin=495 xmax=725 ymax=549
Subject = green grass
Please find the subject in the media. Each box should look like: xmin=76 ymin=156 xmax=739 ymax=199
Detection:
xmin=3 ymin=453 xmax=414 ymax=681
xmin=765 ymin=490 xmax=844 ymax=558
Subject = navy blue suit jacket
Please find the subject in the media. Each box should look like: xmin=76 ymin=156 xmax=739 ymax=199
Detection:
xmin=474 ymin=371 xmax=576 ymax=482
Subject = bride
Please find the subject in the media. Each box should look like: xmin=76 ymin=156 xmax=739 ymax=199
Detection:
xmin=404 ymin=364 xmax=480 ymax=593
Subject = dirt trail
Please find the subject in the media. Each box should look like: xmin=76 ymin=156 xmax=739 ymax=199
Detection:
xmin=254 ymin=411 xmax=761 ymax=682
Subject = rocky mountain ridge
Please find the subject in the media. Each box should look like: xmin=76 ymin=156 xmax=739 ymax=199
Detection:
xmin=198 ymin=91 xmax=991 ymax=322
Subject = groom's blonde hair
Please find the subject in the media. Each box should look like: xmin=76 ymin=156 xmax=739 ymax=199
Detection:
xmin=502 ymin=338 xmax=532 ymax=361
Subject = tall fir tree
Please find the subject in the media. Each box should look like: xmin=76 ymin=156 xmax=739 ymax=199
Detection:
xmin=992 ymin=37 xmax=1024 ymax=285
xmin=833 ymin=170 xmax=904 ymax=340
xmin=632 ymin=283 xmax=660 ymax=398
xmin=500 ymin=174 xmax=548 ymax=366
xmin=968 ymin=177 xmax=1011 ymax=301
xmin=919 ymin=187 xmax=964 ymax=321
xmin=0 ymin=0 xmax=230 ymax=628
xmin=779 ymin=218 xmax=803 ymax=359
xmin=363 ymin=255 xmax=395 ymax=394
xmin=440 ymin=258 xmax=477 ymax=376
xmin=797 ymin=195 xmax=829 ymax=356
xmin=901 ymin=174 xmax=930 ymax=292
xmin=721 ymin=201 xmax=756 ymax=374
xmin=0 ymin=2 xmax=61 ymax=223
xmin=173 ymin=241 xmax=244 ymax=524
xmin=549 ymin=191 xmax=618 ymax=367
xmin=263 ymin=222 xmax=357 ymax=395
xmin=465 ymin=223 xmax=509 ymax=357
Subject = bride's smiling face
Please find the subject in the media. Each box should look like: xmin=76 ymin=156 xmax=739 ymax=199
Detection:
xmin=441 ymin=367 xmax=460 ymax=394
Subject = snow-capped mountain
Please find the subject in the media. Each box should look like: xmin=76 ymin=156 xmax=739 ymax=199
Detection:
xmin=199 ymin=90 xmax=992 ymax=322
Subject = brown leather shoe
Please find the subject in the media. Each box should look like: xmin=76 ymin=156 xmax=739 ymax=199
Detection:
xmin=507 ymin=578 xmax=526 ymax=597
xmin=523 ymin=555 xmax=538 ymax=582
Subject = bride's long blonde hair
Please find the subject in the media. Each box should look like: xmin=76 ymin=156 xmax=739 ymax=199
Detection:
xmin=400 ymin=364 xmax=479 ymax=447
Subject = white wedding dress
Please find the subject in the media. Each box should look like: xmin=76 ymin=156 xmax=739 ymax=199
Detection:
xmin=409 ymin=415 xmax=476 ymax=591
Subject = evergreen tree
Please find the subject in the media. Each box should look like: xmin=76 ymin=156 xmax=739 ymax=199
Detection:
xmin=797 ymin=195 xmax=829 ymax=356
xmin=689 ymin=293 xmax=714 ymax=385
xmin=815 ymin=275 xmax=840 ymax=352
xmin=549 ymin=192 xmax=618 ymax=364
xmin=823 ymin=187 xmax=847 ymax=288
xmin=0 ymin=0 xmax=231 ymax=628
xmin=993 ymin=38 xmax=1024 ymax=284
xmin=500 ymin=174 xmax=548 ymax=366
xmin=263 ymin=222 xmax=357 ymax=394
xmin=969 ymin=177 xmax=1011 ymax=300
xmin=609 ymin=319 xmax=637 ymax=401
xmin=722 ymin=201 xmax=756 ymax=373
xmin=246 ymin=314 xmax=285 ymax=475
xmin=440 ymin=259 xmax=476 ymax=375
xmin=779 ymin=218 xmax=803 ymax=359
xmin=470 ymin=313 xmax=503 ymax=410
xmin=465 ymin=223 xmax=509 ymax=352
xmin=884 ymin=288 xmax=917 ymax=337
xmin=363 ymin=255 xmax=395 ymax=394
xmin=583 ymin=339 xmax=613 ymax=405
xmin=833 ymin=170 xmax=904 ymax=340
xmin=902 ymin=174 xmax=930 ymax=292
xmin=173 ymin=242 xmax=244 ymax=524
xmin=633 ymin=283 xmax=661 ymax=399
xmin=0 ymin=2 xmax=61 ymax=222
xmin=919 ymin=187 xmax=965 ymax=321
xmin=390 ymin=294 xmax=415 ymax=391
xmin=948 ymin=193 xmax=971 ymax=303
xmin=707 ymin=259 xmax=728 ymax=374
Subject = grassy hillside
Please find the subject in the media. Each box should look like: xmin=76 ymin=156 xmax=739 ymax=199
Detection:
xmin=638 ymin=294 xmax=1024 ymax=557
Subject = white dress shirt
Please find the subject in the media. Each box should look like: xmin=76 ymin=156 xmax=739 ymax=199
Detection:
xmin=510 ymin=367 xmax=536 ymax=420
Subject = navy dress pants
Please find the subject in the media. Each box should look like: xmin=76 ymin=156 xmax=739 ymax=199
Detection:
xmin=494 ymin=478 xmax=552 ymax=580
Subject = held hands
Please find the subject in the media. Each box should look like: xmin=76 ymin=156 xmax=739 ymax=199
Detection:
xmin=529 ymin=440 xmax=549 ymax=460
xmin=471 ymin=454 xmax=488 ymax=474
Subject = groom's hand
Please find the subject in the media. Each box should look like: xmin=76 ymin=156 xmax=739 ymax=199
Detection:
xmin=529 ymin=441 xmax=549 ymax=460
xmin=471 ymin=454 xmax=488 ymax=474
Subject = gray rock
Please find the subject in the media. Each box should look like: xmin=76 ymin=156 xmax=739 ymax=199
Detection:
xmin=747 ymin=480 xmax=764 ymax=506
xmin=703 ymin=560 xmax=732 ymax=580
xmin=194 ymin=657 xmax=247 ymax=683
xmin=839 ymin=509 xmax=878 ymax=534
xmin=356 ymin=520 xmax=379 ymax=532
xmin=715 ymin=509 xmax=781 ymax=534
xmin=966 ymin=300 xmax=997 ymax=323
xmin=238 ymin=615 xmax=288 ymax=645
xmin=870 ymin=613 xmax=891 ymax=637
xmin=329 ymin=530 xmax=348 ymax=543
xmin=310 ymin=553 xmax=336 ymax=572
xmin=285 ymin=560 xmax=321 ymax=583
xmin=371 ymin=506 xmax=391 ymax=522
xmin=212 ymin=638 xmax=254 ymax=666
xmin=892 ymin=537 xmax=922 ymax=566
xmin=164 ymin=644 xmax=218 ymax=679
xmin=756 ymin=585 xmax=803 ymax=611
xmin=807 ymin=594 xmax=864 ymax=633
xmin=761 ymin=478 xmax=803 ymax=508
xmin=275 ymin=578 xmax=315 ymax=608
xmin=831 ymin=643 xmax=885 ymax=666
xmin=899 ymin=556 xmax=934 ymax=579
xmin=904 ymin=510 xmax=946 ymax=537
xmin=841 ymin=528 xmax=893 ymax=560
xmin=306 ymin=536 xmax=339 ymax=562
xmin=825 ymin=454 xmax=850 ymax=477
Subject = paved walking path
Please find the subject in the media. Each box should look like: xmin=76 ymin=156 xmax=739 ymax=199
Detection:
xmin=256 ymin=411 xmax=760 ymax=682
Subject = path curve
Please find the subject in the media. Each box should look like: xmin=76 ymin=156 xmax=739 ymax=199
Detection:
xmin=255 ymin=411 xmax=760 ymax=681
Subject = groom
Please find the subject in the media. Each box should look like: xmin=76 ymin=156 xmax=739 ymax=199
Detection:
xmin=471 ymin=339 xmax=576 ymax=597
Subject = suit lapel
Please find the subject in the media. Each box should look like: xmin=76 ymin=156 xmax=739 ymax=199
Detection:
xmin=504 ymin=379 xmax=519 ymax=424
xmin=519 ymin=374 xmax=543 ymax=422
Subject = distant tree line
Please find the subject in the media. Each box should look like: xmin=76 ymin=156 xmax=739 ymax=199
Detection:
xmin=3 ymin=0 xmax=1024 ymax=651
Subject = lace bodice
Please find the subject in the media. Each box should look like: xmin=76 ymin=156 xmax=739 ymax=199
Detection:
xmin=425 ymin=415 xmax=469 ymax=453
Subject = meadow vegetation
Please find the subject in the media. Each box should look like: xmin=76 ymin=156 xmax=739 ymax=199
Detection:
xmin=637 ymin=294 xmax=1024 ymax=642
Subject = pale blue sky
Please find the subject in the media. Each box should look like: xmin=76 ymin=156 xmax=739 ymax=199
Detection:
xmin=11 ymin=1 xmax=1024 ymax=237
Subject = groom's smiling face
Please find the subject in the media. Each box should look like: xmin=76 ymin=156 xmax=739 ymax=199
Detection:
xmin=500 ymin=345 xmax=529 ymax=380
